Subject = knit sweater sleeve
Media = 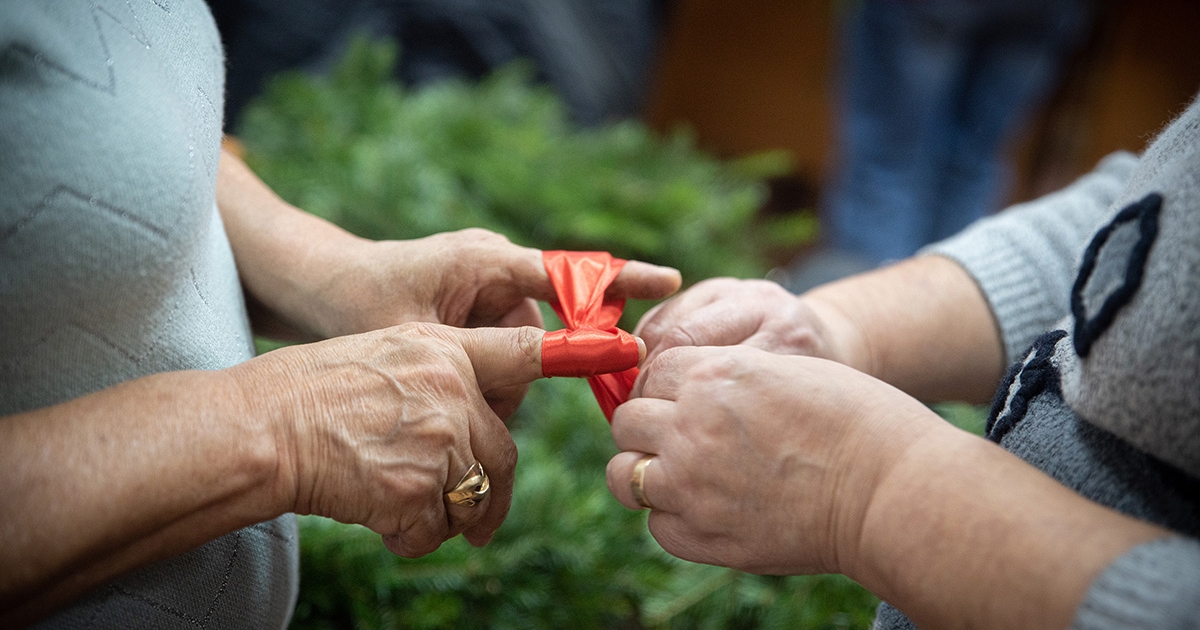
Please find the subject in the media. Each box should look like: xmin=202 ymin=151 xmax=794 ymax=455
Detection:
xmin=1070 ymin=537 xmax=1200 ymax=630
xmin=920 ymin=152 xmax=1139 ymax=364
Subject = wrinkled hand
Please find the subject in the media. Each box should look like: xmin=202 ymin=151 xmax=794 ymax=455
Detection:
xmin=231 ymin=322 xmax=547 ymax=557
xmin=313 ymin=229 xmax=681 ymax=335
xmin=605 ymin=345 xmax=936 ymax=575
xmin=634 ymin=278 xmax=863 ymax=367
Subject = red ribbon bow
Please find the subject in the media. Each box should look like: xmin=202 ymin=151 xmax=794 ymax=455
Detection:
xmin=541 ymin=251 xmax=640 ymax=421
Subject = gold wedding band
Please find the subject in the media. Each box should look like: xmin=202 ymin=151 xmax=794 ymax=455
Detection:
xmin=445 ymin=462 xmax=490 ymax=507
xmin=630 ymin=454 xmax=656 ymax=510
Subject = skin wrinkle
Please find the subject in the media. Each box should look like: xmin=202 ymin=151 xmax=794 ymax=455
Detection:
xmin=238 ymin=353 xmax=316 ymax=514
xmin=668 ymin=320 xmax=704 ymax=354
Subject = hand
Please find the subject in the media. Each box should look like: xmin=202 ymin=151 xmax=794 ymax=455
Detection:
xmin=306 ymin=229 xmax=681 ymax=335
xmin=605 ymin=345 xmax=937 ymax=575
xmin=278 ymin=229 xmax=680 ymax=418
xmin=634 ymin=278 xmax=866 ymax=368
xmin=230 ymin=322 xmax=548 ymax=557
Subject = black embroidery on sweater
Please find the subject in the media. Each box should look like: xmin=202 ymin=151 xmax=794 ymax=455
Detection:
xmin=986 ymin=330 xmax=1067 ymax=443
xmin=1071 ymin=193 xmax=1162 ymax=358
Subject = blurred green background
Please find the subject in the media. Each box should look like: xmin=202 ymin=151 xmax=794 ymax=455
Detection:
xmin=240 ymin=39 xmax=983 ymax=630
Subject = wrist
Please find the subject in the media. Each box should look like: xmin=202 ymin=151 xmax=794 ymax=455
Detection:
xmin=290 ymin=234 xmax=376 ymax=337
xmin=846 ymin=420 xmax=1164 ymax=630
xmin=224 ymin=191 xmax=371 ymax=340
xmin=220 ymin=357 xmax=301 ymax=518
xmin=834 ymin=399 xmax=948 ymax=580
xmin=844 ymin=412 xmax=964 ymax=590
xmin=799 ymin=289 xmax=876 ymax=375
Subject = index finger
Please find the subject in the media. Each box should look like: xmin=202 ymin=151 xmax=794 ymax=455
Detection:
xmin=634 ymin=281 xmax=722 ymax=357
xmin=630 ymin=345 xmax=703 ymax=401
xmin=500 ymin=247 xmax=682 ymax=302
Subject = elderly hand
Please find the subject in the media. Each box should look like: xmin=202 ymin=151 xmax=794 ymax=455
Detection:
xmin=605 ymin=345 xmax=938 ymax=575
xmin=311 ymin=229 xmax=681 ymax=335
xmin=230 ymin=322 xmax=550 ymax=557
xmin=633 ymin=278 xmax=867 ymax=369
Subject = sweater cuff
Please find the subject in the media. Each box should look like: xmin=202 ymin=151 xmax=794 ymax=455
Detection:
xmin=1071 ymin=537 xmax=1200 ymax=630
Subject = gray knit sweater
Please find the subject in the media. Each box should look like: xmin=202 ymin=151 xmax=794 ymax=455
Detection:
xmin=874 ymin=97 xmax=1200 ymax=628
xmin=1 ymin=1 xmax=298 ymax=627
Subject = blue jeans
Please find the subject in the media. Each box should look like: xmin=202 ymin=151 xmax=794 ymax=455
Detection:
xmin=826 ymin=0 xmax=1091 ymax=264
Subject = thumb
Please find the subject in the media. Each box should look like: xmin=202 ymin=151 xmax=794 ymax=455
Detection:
xmin=445 ymin=326 xmax=546 ymax=392
xmin=441 ymin=326 xmax=650 ymax=391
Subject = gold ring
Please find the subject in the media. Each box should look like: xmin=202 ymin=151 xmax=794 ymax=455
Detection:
xmin=630 ymin=454 xmax=656 ymax=510
xmin=445 ymin=462 xmax=490 ymax=507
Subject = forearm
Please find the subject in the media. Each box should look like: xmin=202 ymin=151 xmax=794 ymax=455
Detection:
xmin=216 ymin=147 xmax=364 ymax=340
xmin=850 ymin=417 xmax=1168 ymax=630
xmin=803 ymin=255 xmax=1004 ymax=403
xmin=0 ymin=370 xmax=282 ymax=625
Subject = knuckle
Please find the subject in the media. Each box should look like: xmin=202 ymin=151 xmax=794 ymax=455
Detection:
xmin=514 ymin=326 xmax=543 ymax=367
xmin=425 ymin=365 xmax=471 ymax=398
xmin=394 ymin=321 xmax=441 ymax=338
xmin=693 ymin=277 xmax=732 ymax=292
xmin=494 ymin=438 xmax=518 ymax=473
xmin=777 ymin=327 xmax=820 ymax=355
xmin=393 ymin=533 xmax=441 ymax=558
xmin=662 ymin=325 xmax=701 ymax=350
xmin=458 ymin=227 xmax=506 ymax=244
xmin=700 ymin=350 xmax=743 ymax=378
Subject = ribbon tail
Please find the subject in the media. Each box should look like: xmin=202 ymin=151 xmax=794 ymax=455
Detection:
xmin=588 ymin=367 xmax=639 ymax=422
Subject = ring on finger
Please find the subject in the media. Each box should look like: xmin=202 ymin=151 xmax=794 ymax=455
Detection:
xmin=631 ymin=454 xmax=656 ymax=510
xmin=445 ymin=462 xmax=490 ymax=507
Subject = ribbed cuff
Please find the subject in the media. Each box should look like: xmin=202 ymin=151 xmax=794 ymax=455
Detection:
xmin=1071 ymin=537 xmax=1200 ymax=630
xmin=927 ymin=235 xmax=1066 ymax=364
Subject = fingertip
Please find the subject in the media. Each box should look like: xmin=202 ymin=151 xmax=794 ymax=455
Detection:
xmin=665 ymin=267 xmax=683 ymax=292
xmin=636 ymin=336 xmax=647 ymax=363
xmin=618 ymin=260 xmax=683 ymax=299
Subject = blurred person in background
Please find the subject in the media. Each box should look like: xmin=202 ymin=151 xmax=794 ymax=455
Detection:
xmin=206 ymin=0 xmax=668 ymax=130
xmin=779 ymin=0 xmax=1094 ymax=291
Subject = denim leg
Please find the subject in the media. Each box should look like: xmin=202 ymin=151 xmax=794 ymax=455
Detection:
xmin=827 ymin=0 xmax=1091 ymax=262
xmin=827 ymin=0 xmax=970 ymax=263
xmin=928 ymin=0 xmax=1090 ymax=242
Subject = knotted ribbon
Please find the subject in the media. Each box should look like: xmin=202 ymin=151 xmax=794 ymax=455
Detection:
xmin=541 ymin=251 xmax=640 ymax=421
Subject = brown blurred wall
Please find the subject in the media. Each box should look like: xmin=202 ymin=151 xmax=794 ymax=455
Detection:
xmin=646 ymin=0 xmax=1200 ymax=208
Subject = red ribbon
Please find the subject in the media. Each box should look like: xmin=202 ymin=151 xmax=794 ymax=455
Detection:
xmin=541 ymin=251 xmax=639 ymax=422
